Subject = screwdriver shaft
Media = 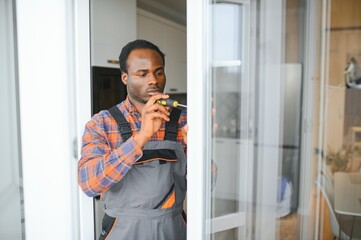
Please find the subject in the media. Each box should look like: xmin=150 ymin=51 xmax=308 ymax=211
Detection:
xmin=177 ymin=103 xmax=187 ymax=108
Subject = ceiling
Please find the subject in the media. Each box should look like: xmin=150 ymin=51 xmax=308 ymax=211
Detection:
xmin=137 ymin=0 xmax=186 ymax=26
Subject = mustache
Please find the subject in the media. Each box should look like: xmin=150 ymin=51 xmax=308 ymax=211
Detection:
xmin=146 ymin=86 xmax=161 ymax=93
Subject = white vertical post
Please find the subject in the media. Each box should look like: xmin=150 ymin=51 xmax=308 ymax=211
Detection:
xmin=74 ymin=0 xmax=93 ymax=239
xmin=313 ymin=0 xmax=331 ymax=239
xmin=299 ymin=1 xmax=323 ymax=239
xmin=255 ymin=0 xmax=285 ymax=239
xmin=16 ymin=0 xmax=86 ymax=239
xmin=187 ymin=0 xmax=209 ymax=239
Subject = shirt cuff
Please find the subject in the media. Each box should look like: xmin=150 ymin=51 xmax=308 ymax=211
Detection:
xmin=115 ymin=136 xmax=143 ymax=164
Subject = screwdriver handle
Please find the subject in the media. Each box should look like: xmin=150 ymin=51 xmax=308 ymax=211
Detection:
xmin=157 ymin=99 xmax=179 ymax=108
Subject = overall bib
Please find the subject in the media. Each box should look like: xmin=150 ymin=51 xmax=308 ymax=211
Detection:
xmin=99 ymin=106 xmax=187 ymax=240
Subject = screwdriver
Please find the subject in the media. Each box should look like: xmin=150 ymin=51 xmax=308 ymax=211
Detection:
xmin=157 ymin=99 xmax=187 ymax=108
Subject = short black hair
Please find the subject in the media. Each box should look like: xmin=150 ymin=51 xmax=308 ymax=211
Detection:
xmin=118 ymin=39 xmax=165 ymax=73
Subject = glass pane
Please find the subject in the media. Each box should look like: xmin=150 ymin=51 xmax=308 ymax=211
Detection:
xmin=0 ymin=0 xmax=25 ymax=239
xmin=206 ymin=0 xmax=329 ymax=239
xmin=254 ymin=0 xmax=310 ymax=239
xmin=207 ymin=3 xmax=248 ymax=239
xmin=189 ymin=0 xmax=359 ymax=239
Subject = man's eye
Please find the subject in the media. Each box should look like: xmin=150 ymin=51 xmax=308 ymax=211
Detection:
xmin=156 ymin=71 xmax=164 ymax=76
xmin=139 ymin=73 xmax=147 ymax=77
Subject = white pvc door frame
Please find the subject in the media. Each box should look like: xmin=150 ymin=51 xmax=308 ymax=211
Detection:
xmin=74 ymin=1 xmax=94 ymax=239
xmin=16 ymin=0 xmax=91 ymax=239
xmin=186 ymin=0 xmax=209 ymax=238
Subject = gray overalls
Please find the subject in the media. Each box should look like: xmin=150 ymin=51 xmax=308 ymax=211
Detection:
xmin=99 ymin=106 xmax=187 ymax=240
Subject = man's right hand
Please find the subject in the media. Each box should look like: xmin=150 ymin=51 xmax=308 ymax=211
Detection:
xmin=134 ymin=94 xmax=170 ymax=148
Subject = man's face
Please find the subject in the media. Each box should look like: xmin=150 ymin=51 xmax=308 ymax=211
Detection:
xmin=121 ymin=48 xmax=166 ymax=105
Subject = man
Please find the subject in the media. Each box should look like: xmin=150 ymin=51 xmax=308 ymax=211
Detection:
xmin=78 ymin=39 xmax=187 ymax=240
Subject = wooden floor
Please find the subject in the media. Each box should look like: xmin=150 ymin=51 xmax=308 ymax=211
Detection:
xmin=276 ymin=193 xmax=334 ymax=240
xmin=277 ymin=213 xmax=301 ymax=240
xmin=210 ymin=192 xmax=336 ymax=239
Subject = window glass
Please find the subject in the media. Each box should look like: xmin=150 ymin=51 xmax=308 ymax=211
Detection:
xmin=0 ymin=0 xmax=25 ymax=239
xmin=207 ymin=3 xmax=249 ymax=239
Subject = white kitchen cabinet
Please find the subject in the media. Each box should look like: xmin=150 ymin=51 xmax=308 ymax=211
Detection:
xmin=137 ymin=9 xmax=187 ymax=93
xmin=212 ymin=64 xmax=242 ymax=93
xmin=213 ymin=138 xmax=244 ymax=201
xmin=91 ymin=0 xmax=136 ymax=68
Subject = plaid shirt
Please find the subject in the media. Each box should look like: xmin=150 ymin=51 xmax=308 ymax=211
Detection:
xmin=78 ymin=97 xmax=187 ymax=197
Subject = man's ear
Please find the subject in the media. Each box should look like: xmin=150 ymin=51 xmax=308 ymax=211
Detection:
xmin=121 ymin=72 xmax=128 ymax=85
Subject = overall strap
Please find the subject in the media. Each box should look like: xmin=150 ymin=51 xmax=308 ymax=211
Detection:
xmin=108 ymin=106 xmax=132 ymax=142
xmin=164 ymin=108 xmax=182 ymax=141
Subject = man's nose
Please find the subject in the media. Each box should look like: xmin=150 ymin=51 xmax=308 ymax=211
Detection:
xmin=148 ymin=73 xmax=158 ymax=84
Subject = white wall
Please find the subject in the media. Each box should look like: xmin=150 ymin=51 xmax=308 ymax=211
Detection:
xmin=325 ymin=87 xmax=345 ymax=151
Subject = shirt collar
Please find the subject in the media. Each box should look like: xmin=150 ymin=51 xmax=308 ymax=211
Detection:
xmin=124 ymin=96 xmax=140 ymax=116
